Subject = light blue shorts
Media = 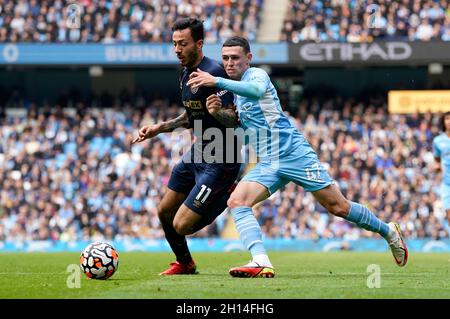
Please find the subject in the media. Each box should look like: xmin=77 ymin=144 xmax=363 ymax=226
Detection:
xmin=242 ymin=147 xmax=333 ymax=195
xmin=442 ymin=183 xmax=450 ymax=210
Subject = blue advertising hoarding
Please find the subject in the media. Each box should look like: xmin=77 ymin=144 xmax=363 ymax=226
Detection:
xmin=1 ymin=238 xmax=449 ymax=253
xmin=0 ymin=43 xmax=288 ymax=65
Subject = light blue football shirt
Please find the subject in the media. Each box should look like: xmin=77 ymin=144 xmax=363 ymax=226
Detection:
xmin=433 ymin=133 xmax=450 ymax=186
xmin=218 ymin=67 xmax=308 ymax=162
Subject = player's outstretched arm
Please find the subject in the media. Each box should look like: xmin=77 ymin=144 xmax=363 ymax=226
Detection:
xmin=215 ymin=77 xmax=265 ymax=100
xmin=131 ymin=111 xmax=189 ymax=144
xmin=159 ymin=111 xmax=190 ymax=132
xmin=206 ymin=94 xmax=238 ymax=128
xmin=187 ymin=69 xmax=265 ymax=100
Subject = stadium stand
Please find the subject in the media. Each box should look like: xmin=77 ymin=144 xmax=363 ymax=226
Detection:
xmin=281 ymin=0 xmax=450 ymax=42
xmin=0 ymin=0 xmax=263 ymax=43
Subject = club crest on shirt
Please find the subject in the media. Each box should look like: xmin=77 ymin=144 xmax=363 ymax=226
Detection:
xmin=241 ymin=102 xmax=252 ymax=111
xmin=190 ymin=85 xmax=199 ymax=94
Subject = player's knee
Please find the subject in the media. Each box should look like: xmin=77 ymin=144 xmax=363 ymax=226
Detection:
xmin=157 ymin=205 xmax=173 ymax=224
xmin=227 ymin=196 xmax=249 ymax=209
xmin=157 ymin=205 xmax=165 ymax=219
xmin=173 ymin=220 xmax=193 ymax=236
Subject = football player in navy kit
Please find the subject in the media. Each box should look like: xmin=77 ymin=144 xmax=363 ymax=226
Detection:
xmin=131 ymin=18 xmax=241 ymax=275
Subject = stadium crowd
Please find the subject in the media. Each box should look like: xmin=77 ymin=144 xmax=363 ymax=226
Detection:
xmin=0 ymin=0 xmax=262 ymax=43
xmin=281 ymin=0 xmax=450 ymax=42
xmin=3 ymin=0 xmax=450 ymax=44
xmin=0 ymin=92 xmax=449 ymax=243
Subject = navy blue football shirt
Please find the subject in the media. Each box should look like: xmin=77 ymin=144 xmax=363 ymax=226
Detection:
xmin=179 ymin=56 xmax=239 ymax=163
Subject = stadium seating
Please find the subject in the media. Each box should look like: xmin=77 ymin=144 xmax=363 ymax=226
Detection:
xmin=281 ymin=0 xmax=450 ymax=42
xmin=0 ymin=0 xmax=263 ymax=43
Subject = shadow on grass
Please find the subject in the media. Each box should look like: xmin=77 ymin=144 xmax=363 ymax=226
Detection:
xmin=87 ymin=277 xmax=142 ymax=282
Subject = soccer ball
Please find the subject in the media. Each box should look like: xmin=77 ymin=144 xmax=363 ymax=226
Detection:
xmin=80 ymin=242 xmax=119 ymax=280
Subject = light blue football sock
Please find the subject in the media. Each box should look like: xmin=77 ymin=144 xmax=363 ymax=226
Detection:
xmin=231 ymin=206 xmax=268 ymax=259
xmin=346 ymin=202 xmax=390 ymax=238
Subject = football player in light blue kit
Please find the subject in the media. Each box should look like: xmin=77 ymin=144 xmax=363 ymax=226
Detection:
xmin=432 ymin=111 xmax=450 ymax=232
xmin=188 ymin=36 xmax=408 ymax=278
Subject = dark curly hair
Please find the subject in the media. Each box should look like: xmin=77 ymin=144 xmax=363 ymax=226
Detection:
xmin=171 ymin=18 xmax=204 ymax=42
xmin=440 ymin=111 xmax=450 ymax=132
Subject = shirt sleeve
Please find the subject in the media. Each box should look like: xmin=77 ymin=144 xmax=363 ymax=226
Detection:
xmin=215 ymin=68 xmax=269 ymax=100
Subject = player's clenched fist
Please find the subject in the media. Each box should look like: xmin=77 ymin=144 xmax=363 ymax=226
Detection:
xmin=206 ymin=94 xmax=223 ymax=116
xmin=131 ymin=124 xmax=160 ymax=144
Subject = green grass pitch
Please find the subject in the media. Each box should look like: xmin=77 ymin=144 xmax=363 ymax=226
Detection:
xmin=0 ymin=252 xmax=449 ymax=299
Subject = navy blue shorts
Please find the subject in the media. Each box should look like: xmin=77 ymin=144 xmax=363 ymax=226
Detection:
xmin=168 ymin=160 xmax=241 ymax=226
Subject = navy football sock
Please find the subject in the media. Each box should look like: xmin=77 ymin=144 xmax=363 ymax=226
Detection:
xmin=161 ymin=221 xmax=193 ymax=264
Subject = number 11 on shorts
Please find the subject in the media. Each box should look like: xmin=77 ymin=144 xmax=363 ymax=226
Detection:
xmin=196 ymin=184 xmax=212 ymax=203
